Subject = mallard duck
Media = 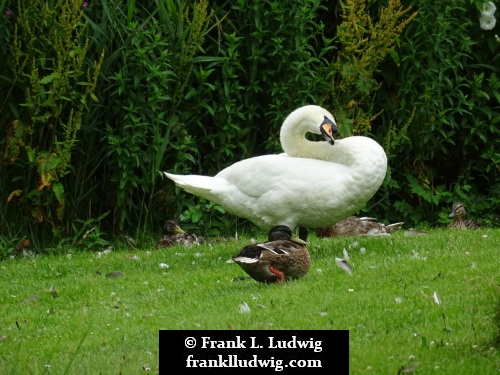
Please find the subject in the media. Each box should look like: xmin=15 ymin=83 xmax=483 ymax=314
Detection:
xmin=316 ymin=216 xmax=404 ymax=237
xmin=164 ymin=105 xmax=387 ymax=240
xmin=448 ymin=202 xmax=481 ymax=229
xmin=155 ymin=220 xmax=203 ymax=248
xmin=227 ymin=225 xmax=311 ymax=284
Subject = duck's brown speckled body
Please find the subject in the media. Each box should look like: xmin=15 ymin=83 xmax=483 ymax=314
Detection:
xmin=228 ymin=225 xmax=310 ymax=283
xmin=155 ymin=220 xmax=203 ymax=248
xmin=316 ymin=216 xmax=404 ymax=237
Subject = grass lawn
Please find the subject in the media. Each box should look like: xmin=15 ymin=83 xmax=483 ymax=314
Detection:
xmin=0 ymin=228 xmax=498 ymax=374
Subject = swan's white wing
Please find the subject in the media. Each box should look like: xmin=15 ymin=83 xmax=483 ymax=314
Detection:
xmin=216 ymin=155 xmax=361 ymax=228
xmin=216 ymin=155 xmax=351 ymax=198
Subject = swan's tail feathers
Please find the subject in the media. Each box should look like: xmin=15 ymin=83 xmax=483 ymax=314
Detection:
xmin=163 ymin=172 xmax=228 ymax=201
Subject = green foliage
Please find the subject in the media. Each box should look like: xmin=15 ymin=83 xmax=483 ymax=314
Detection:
xmin=53 ymin=212 xmax=111 ymax=253
xmin=375 ymin=0 xmax=500 ymax=227
xmin=0 ymin=235 xmax=23 ymax=259
xmin=322 ymin=0 xmax=417 ymax=135
xmin=201 ymin=0 xmax=330 ymax=159
xmin=0 ymin=2 xmax=16 ymax=122
xmin=383 ymin=106 xmax=415 ymax=157
xmin=101 ymin=1 xmax=214 ymax=233
xmin=179 ymin=199 xmax=232 ymax=236
xmin=1 ymin=0 xmax=103 ymax=234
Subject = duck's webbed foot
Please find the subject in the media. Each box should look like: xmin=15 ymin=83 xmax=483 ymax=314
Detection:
xmin=269 ymin=266 xmax=285 ymax=284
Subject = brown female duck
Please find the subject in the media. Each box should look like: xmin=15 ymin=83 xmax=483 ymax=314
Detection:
xmin=155 ymin=220 xmax=203 ymax=248
xmin=448 ymin=202 xmax=481 ymax=229
xmin=227 ymin=225 xmax=311 ymax=283
xmin=316 ymin=216 xmax=404 ymax=237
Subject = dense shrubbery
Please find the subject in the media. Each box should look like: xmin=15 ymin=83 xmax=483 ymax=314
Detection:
xmin=374 ymin=0 xmax=499 ymax=226
xmin=0 ymin=0 xmax=498 ymax=256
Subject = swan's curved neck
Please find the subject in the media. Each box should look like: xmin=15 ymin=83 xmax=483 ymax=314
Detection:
xmin=282 ymin=127 xmax=386 ymax=168
xmin=280 ymin=116 xmax=334 ymax=161
xmin=282 ymin=135 xmax=334 ymax=160
xmin=279 ymin=106 xmax=387 ymax=169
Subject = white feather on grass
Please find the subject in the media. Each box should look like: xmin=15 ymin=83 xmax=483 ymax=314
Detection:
xmin=238 ymin=302 xmax=251 ymax=314
xmin=343 ymin=248 xmax=350 ymax=261
xmin=335 ymin=258 xmax=353 ymax=274
xmin=433 ymin=291 xmax=441 ymax=305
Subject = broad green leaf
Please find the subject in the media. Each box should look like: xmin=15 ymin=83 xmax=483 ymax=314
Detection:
xmin=53 ymin=181 xmax=65 ymax=202
xmin=40 ymin=72 xmax=58 ymax=84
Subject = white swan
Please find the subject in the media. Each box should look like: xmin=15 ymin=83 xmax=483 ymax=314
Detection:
xmin=164 ymin=105 xmax=387 ymax=233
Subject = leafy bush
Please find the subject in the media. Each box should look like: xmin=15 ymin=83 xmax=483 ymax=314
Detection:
xmin=0 ymin=0 xmax=103 ymax=246
xmin=103 ymin=17 xmax=203 ymax=232
xmin=1 ymin=0 xmax=497 ymax=254
xmin=321 ymin=0 xmax=417 ymax=135
xmin=375 ymin=0 xmax=500 ymax=227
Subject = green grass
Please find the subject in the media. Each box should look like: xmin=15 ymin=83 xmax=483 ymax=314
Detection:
xmin=0 ymin=228 xmax=498 ymax=374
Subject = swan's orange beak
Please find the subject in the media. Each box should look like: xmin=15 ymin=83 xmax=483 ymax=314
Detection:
xmin=320 ymin=117 xmax=338 ymax=145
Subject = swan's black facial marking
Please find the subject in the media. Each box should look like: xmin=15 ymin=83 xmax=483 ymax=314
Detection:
xmin=320 ymin=116 xmax=338 ymax=145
